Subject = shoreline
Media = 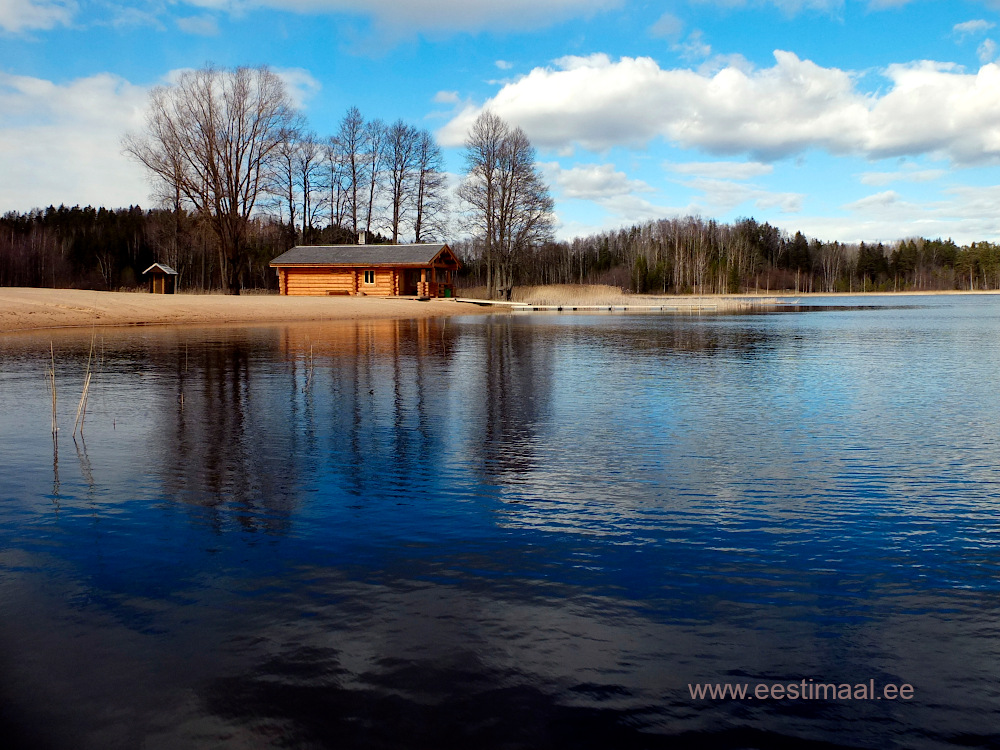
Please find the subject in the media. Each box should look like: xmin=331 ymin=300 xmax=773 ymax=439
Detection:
xmin=2 ymin=287 xmax=998 ymax=334
xmin=0 ymin=288 xmax=494 ymax=334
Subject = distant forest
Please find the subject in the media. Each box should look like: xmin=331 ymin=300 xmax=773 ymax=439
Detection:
xmin=2 ymin=204 xmax=1000 ymax=294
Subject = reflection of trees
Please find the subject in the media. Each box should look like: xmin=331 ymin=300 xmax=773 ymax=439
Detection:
xmin=153 ymin=331 xmax=299 ymax=535
xmin=460 ymin=319 xmax=555 ymax=482
xmin=141 ymin=320 xmax=469 ymax=533
xmin=283 ymin=319 xmax=459 ymax=501
xmin=137 ymin=316 xmax=764 ymax=535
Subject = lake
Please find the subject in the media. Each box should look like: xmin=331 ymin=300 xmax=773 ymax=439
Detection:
xmin=2 ymin=295 xmax=999 ymax=749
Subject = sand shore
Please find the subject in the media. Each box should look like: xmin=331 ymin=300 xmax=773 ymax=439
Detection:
xmin=3 ymin=286 xmax=998 ymax=334
xmin=0 ymin=288 xmax=492 ymax=334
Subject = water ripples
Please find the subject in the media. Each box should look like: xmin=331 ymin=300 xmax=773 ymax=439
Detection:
xmin=2 ymin=300 xmax=1000 ymax=747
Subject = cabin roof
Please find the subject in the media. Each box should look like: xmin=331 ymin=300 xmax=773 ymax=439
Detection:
xmin=143 ymin=263 xmax=178 ymax=275
xmin=270 ymin=243 xmax=455 ymax=267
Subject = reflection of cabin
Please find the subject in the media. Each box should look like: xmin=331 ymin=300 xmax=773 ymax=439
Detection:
xmin=143 ymin=263 xmax=178 ymax=294
xmin=269 ymin=243 xmax=460 ymax=298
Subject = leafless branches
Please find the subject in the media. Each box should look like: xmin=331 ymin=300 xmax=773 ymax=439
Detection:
xmin=124 ymin=65 xmax=298 ymax=293
xmin=458 ymin=111 xmax=554 ymax=298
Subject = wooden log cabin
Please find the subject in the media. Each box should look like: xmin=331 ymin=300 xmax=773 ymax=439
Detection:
xmin=269 ymin=243 xmax=460 ymax=298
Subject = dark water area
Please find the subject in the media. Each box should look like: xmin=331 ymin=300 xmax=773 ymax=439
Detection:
xmin=2 ymin=296 xmax=1000 ymax=749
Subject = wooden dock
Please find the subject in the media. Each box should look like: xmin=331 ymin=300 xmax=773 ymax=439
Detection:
xmin=452 ymin=297 xmax=792 ymax=313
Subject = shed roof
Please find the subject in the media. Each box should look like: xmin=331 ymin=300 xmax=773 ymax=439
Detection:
xmin=270 ymin=243 xmax=454 ymax=267
xmin=143 ymin=263 xmax=178 ymax=275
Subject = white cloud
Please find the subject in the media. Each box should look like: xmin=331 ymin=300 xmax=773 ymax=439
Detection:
xmin=649 ymin=11 xmax=682 ymax=39
xmin=669 ymin=160 xmax=773 ymax=179
xmin=587 ymin=192 xmax=680 ymax=224
xmin=799 ymin=185 xmax=1000 ymax=244
xmin=185 ymin=0 xmax=621 ymax=34
xmin=0 ymin=67 xmax=326 ymax=213
xmin=953 ymin=19 xmax=994 ymax=38
xmin=978 ymin=38 xmax=998 ymax=63
xmin=495 ymin=60 xmax=514 ymax=70
xmin=844 ymin=190 xmax=900 ymax=212
xmin=543 ymin=162 xmax=653 ymax=200
xmin=0 ymin=72 xmax=150 ymax=211
xmin=274 ymin=67 xmax=321 ymax=109
xmin=683 ymin=177 xmax=803 ymax=213
xmin=866 ymin=0 xmax=912 ymax=8
xmin=433 ymin=90 xmax=460 ymax=103
xmin=0 ymin=0 xmax=75 ymax=33
xmin=674 ymin=29 xmax=711 ymax=61
xmin=858 ymin=167 xmax=946 ymax=186
xmin=438 ymin=52 xmax=1000 ymax=167
xmin=176 ymin=14 xmax=220 ymax=36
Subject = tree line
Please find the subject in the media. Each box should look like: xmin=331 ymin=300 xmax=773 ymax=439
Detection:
xmin=5 ymin=205 xmax=1000 ymax=294
xmin=0 ymin=204 xmax=291 ymax=291
xmin=458 ymin=216 xmax=1000 ymax=294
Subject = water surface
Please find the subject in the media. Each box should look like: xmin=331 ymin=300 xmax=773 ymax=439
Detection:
xmin=2 ymin=296 xmax=1000 ymax=749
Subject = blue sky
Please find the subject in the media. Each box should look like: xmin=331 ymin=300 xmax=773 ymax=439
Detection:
xmin=3 ymin=0 xmax=1000 ymax=244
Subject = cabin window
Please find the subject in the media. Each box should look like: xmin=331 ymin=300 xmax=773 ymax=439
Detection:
xmin=364 ymin=270 xmax=375 ymax=284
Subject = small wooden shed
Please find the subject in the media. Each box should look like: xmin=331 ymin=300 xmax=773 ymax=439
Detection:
xmin=269 ymin=243 xmax=460 ymax=298
xmin=143 ymin=263 xmax=178 ymax=294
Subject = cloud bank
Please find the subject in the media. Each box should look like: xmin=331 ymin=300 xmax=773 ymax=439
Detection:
xmin=439 ymin=52 xmax=1000 ymax=166
xmin=0 ymin=0 xmax=76 ymax=33
xmin=0 ymin=72 xmax=151 ymax=211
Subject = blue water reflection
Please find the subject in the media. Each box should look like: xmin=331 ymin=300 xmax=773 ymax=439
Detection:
xmin=2 ymin=297 xmax=1000 ymax=748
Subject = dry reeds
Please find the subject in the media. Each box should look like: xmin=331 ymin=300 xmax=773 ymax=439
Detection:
xmin=47 ymin=342 xmax=58 ymax=435
xmin=511 ymin=284 xmax=633 ymax=306
xmin=72 ymin=334 xmax=95 ymax=437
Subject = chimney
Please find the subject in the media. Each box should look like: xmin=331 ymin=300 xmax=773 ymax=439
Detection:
xmin=358 ymin=231 xmax=367 ymax=245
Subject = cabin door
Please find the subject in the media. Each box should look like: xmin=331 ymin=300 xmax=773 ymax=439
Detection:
xmin=402 ymin=269 xmax=421 ymax=295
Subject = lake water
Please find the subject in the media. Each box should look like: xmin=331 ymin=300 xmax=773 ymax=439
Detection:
xmin=2 ymin=295 xmax=1000 ymax=749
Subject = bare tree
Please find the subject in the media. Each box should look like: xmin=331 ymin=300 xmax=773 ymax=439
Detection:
xmin=384 ymin=120 xmax=420 ymax=243
xmin=362 ymin=117 xmax=387 ymax=236
xmin=458 ymin=111 xmax=553 ymax=298
xmin=270 ymin=127 xmax=302 ymax=239
xmin=334 ymin=107 xmax=365 ymax=235
xmin=125 ymin=65 xmax=298 ymax=293
xmin=296 ymin=133 xmax=325 ymax=242
xmin=414 ymin=129 xmax=449 ymax=243
xmin=325 ymin=135 xmax=349 ymax=230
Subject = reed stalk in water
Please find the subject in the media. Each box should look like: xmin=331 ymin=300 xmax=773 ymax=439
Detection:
xmin=72 ymin=335 xmax=96 ymax=437
xmin=48 ymin=342 xmax=58 ymax=435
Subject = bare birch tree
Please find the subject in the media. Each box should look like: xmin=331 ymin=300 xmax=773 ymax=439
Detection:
xmin=124 ymin=65 xmax=297 ymax=293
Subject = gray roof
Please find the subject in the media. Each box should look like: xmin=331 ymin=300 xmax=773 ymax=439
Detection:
xmin=143 ymin=263 xmax=178 ymax=275
xmin=270 ymin=243 xmax=453 ymax=267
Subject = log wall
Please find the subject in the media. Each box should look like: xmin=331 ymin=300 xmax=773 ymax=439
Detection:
xmin=281 ymin=268 xmax=400 ymax=296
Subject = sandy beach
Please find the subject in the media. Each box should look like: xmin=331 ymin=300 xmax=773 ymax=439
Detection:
xmin=0 ymin=288 xmax=495 ymax=333
xmin=3 ymin=286 xmax=998 ymax=334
